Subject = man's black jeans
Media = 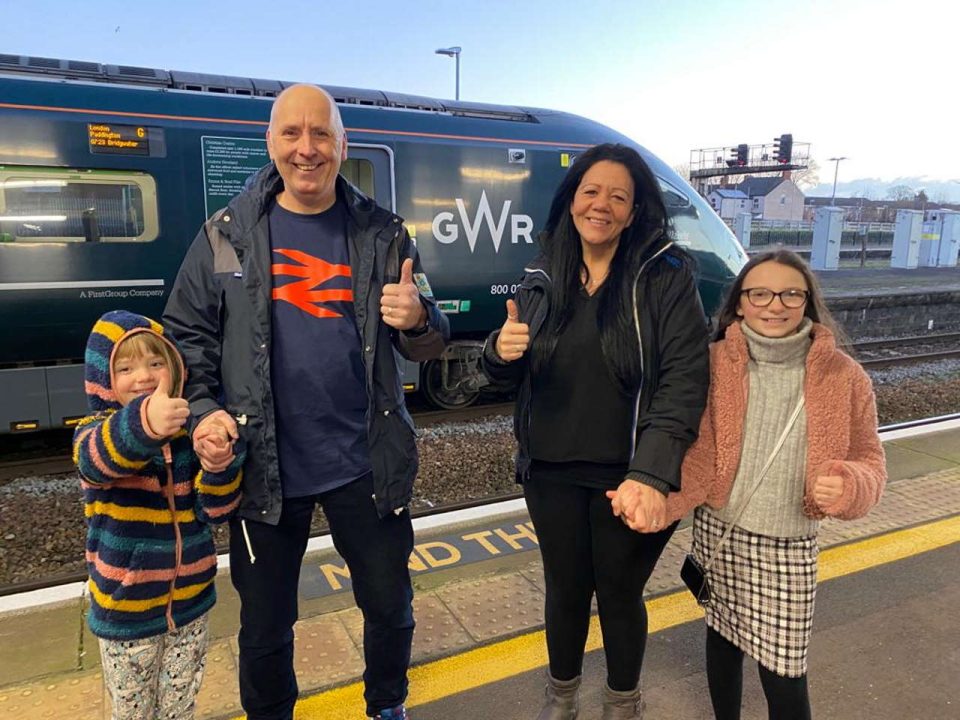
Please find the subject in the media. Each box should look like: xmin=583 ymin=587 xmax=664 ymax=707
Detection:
xmin=229 ymin=473 xmax=415 ymax=719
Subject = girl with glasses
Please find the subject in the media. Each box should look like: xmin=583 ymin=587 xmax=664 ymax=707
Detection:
xmin=654 ymin=250 xmax=886 ymax=719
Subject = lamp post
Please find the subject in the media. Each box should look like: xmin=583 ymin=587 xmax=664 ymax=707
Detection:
xmin=435 ymin=46 xmax=461 ymax=100
xmin=828 ymin=156 xmax=847 ymax=206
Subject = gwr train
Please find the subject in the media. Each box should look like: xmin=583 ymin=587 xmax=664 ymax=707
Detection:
xmin=0 ymin=54 xmax=746 ymax=432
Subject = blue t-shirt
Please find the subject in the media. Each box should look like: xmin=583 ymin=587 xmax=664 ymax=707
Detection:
xmin=268 ymin=199 xmax=371 ymax=497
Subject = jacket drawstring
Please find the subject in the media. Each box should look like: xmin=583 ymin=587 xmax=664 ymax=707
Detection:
xmin=162 ymin=443 xmax=181 ymax=633
xmin=241 ymin=519 xmax=256 ymax=564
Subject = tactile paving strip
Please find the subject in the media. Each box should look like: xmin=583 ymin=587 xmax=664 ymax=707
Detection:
xmin=819 ymin=467 xmax=960 ymax=546
xmin=195 ymin=639 xmax=241 ymax=719
xmin=337 ymin=592 xmax=476 ymax=666
xmin=436 ymin=572 xmax=545 ymax=642
xmin=0 ymin=672 xmax=106 ymax=720
xmin=288 ymin=614 xmax=366 ymax=693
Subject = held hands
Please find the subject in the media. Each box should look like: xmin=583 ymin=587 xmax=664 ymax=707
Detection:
xmin=381 ymin=258 xmax=427 ymax=331
xmin=144 ymin=377 xmax=190 ymax=438
xmin=193 ymin=410 xmax=239 ymax=473
xmin=606 ymin=479 xmax=667 ymax=533
xmin=495 ymin=299 xmax=530 ymax=362
xmin=813 ymin=474 xmax=844 ymax=513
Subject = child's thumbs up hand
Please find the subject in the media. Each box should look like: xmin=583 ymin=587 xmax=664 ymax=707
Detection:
xmin=381 ymin=257 xmax=427 ymax=331
xmin=495 ymin=299 xmax=530 ymax=362
xmin=145 ymin=375 xmax=190 ymax=438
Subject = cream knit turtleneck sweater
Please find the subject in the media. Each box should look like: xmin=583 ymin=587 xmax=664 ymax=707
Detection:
xmin=711 ymin=318 xmax=819 ymax=538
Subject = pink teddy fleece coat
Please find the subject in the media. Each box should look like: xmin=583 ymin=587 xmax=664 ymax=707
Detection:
xmin=666 ymin=321 xmax=886 ymax=525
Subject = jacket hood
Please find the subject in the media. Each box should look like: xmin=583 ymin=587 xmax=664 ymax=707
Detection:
xmin=83 ymin=310 xmax=186 ymax=413
xmin=521 ymin=255 xmax=552 ymax=289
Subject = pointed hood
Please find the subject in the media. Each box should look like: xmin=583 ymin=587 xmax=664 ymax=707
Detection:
xmin=83 ymin=310 xmax=185 ymax=413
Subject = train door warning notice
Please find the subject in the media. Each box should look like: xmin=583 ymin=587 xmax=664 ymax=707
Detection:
xmin=201 ymin=136 xmax=269 ymax=217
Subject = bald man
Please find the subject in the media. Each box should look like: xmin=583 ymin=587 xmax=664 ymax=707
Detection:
xmin=164 ymin=84 xmax=449 ymax=720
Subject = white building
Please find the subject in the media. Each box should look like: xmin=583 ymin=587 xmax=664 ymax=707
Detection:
xmin=707 ymin=188 xmax=750 ymax=220
xmin=735 ymin=177 xmax=805 ymax=221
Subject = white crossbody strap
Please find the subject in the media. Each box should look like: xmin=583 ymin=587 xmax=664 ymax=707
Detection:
xmin=702 ymin=394 xmax=805 ymax=572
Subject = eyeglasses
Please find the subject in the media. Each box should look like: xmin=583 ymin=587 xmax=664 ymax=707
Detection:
xmin=740 ymin=288 xmax=809 ymax=308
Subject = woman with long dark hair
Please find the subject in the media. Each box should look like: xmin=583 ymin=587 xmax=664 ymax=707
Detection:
xmin=482 ymin=143 xmax=710 ymax=719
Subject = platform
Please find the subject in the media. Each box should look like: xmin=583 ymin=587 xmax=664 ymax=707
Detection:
xmin=815 ymin=265 xmax=960 ymax=299
xmin=1 ymin=424 xmax=958 ymax=720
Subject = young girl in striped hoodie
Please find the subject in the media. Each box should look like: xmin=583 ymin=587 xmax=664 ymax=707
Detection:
xmin=73 ymin=310 xmax=244 ymax=720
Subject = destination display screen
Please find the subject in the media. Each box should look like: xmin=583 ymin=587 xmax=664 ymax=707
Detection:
xmin=88 ymin=123 xmax=165 ymax=156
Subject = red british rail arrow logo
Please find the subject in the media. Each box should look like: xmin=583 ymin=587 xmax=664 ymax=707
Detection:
xmin=272 ymin=248 xmax=353 ymax=318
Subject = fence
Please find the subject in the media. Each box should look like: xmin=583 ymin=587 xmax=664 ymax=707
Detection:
xmin=729 ymin=220 xmax=895 ymax=249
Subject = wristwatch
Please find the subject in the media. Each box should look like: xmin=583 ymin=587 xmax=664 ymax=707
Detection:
xmin=405 ymin=308 xmax=430 ymax=337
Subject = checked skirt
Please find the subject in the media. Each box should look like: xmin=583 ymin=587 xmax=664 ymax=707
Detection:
xmin=692 ymin=506 xmax=819 ymax=677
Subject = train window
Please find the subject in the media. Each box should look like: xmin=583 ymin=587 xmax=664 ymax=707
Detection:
xmin=340 ymin=158 xmax=375 ymax=198
xmin=657 ymin=178 xmax=691 ymax=210
xmin=0 ymin=168 xmax=158 ymax=243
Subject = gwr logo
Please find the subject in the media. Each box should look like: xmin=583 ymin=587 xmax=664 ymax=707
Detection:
xmin=432 ymin=190 xmax=534 ymax=252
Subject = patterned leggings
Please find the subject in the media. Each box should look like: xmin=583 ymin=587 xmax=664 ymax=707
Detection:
xmin=98 ymin=614 xmax=209 ymax=720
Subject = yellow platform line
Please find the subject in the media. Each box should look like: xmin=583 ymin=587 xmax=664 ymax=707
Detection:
xmin=236 ymin=514 xmax=960 ymax=719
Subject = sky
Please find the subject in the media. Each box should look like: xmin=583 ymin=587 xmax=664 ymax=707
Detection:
xmin=5 ymin=0 xmax=959 ymax=198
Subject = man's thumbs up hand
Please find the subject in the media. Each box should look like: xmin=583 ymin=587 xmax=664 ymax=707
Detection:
xmin=495 ymin=299 xmax=530 ymax=362
xmin=399 ymin=257 xmax=415 ymax=285
xmin=382 ymin=257 xmax=428 ymax=331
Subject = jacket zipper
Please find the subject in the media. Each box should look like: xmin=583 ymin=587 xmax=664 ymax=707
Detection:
xmin=518 ymin=269 xmax=551 ymax=482
xmin=630 ymin=242 xmax=674 ymax=452
xmin=368 ymin=218 xmax=403 ymax=510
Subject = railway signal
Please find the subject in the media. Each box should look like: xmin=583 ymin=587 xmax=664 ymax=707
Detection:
xmin=774 ymin=133 xmax=793 ymax=164
xmin=727 ymin=143 xmax=749 ymax=167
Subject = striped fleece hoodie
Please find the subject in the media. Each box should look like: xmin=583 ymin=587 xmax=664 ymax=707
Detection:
xmin=73 ymin=310 xmax=244 ymax=641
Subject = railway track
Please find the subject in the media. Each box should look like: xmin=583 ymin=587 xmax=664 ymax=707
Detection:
xmin=0 ymin=402 xmax=515 ymax=483
xmin=851 ymin=331 xmax=960 ymax=352
xmin=0 ymin=454 xmax=74 ymax=483
xmin=860 ymin=349 xmax=960 ymax=369
xmin=853 ymin=331 xmax=960 ymax=369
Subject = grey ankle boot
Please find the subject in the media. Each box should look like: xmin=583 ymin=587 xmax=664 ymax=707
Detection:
xmin=536 ymin=672 xmax=581 ymax=720
xmin=601 ymin=683 xmax=644 ymax=719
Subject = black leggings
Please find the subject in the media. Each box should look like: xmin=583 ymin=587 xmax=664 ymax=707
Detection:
xmin=706 ymin=627 xmax=811 ymax=720
xmin=524 ymin=474 xmax=676 ymax=691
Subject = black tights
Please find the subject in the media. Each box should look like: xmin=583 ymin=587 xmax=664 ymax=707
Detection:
xmin=524 ymin=475 xmax=676 ymax=691
xmin=706 ymin=628 xmax=811 ymax=720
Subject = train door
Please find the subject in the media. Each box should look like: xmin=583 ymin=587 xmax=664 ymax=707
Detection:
xmin=342 ymin=145 xmax=420 ymax=392
xmin=343 ymin=145 xmax=395 ymax=213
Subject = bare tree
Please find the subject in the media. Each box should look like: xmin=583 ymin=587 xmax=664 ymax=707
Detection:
xmin=887 ymin=184 xmax=914 ymax=201
xmin=672 ymin=163 xmax=690 ymax=181
xmin=791 ymin=158 xmax=821 ymax=191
